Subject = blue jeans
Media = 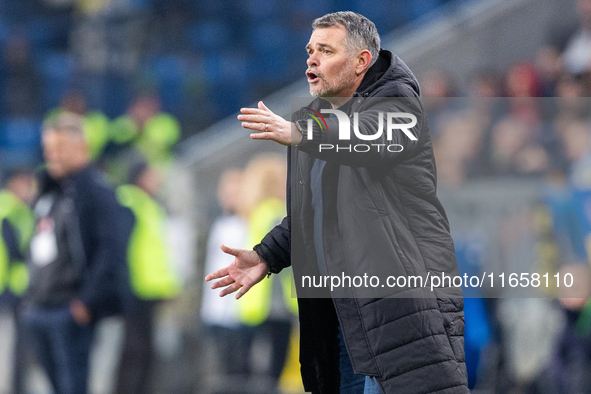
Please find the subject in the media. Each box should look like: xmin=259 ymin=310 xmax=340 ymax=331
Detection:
xmin=338 ymin=327 xmax=384 ymax=394
xmin=21 ymin=306 xmax=94 ymax=394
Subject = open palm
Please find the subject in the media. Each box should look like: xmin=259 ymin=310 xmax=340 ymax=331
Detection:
xmin=205 ymin=244 xmax=270 ymax=299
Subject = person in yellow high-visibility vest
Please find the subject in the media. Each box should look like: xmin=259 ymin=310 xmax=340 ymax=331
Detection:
xmin=0 ymin=169 xmax=35 ymax=394
xmin=106 ymin=95 xmax=180 ymax=185
xmin=234 ymin=155 xmax=299 ymax=388
xmin=114 ymin=159 xmax=182 ymax=394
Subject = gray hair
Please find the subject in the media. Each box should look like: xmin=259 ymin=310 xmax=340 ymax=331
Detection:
xmin=42 ymin=112 xmax=85 ymax=137
xmin=312 ymin=11 xmax=381 ymax=66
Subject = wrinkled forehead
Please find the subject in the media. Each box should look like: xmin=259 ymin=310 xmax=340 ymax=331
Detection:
xmin=306 ymin=25 xmax=348 ymax=51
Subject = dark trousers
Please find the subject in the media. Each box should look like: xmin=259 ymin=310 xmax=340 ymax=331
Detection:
xmin=263 ymin=320 xmax=292 ymax=380
xmin=21 ymin=306 xmax=94 ymax=394
xmin=235 ymin=319 xmax=292 ymax=380
xmin=115 ymin=299 xmax=156 ymax=394
xmin=204 ymin=324 xmax=245 ymax=375
xmin=12 ymin=305 xmax=27 ymax=394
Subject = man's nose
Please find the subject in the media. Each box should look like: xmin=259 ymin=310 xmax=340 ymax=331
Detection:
xmin=307 ymin=54 xmax=319 ymax=68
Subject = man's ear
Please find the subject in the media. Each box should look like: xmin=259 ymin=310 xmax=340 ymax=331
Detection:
xmin=355 ymin=50 xmax=372 ymax=76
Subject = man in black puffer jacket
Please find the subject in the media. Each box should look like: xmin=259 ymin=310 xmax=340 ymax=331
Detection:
xmin=207 ymin=11 xmax=469 ymax=394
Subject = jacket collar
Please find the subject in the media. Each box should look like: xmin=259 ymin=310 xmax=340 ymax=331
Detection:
xmin=309 ymin=49 xmax=421 ymax=110
xmin=354 ymin=49 xmax=421 ymax=97
xmin=37 ymin=165 xmax=93 ymax=194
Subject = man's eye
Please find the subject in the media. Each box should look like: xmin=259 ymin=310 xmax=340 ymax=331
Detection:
xmin=324 ymin=50 xmax=331 ymax=54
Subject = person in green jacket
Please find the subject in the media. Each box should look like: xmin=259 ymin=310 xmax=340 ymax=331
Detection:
xmin=115 ymin=158 xmax=181 ymax=394
xmin=0 ymin=168 xmax=35 ymax=394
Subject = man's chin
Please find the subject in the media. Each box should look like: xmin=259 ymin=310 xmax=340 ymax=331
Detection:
xmin=47 ymin=166 xmax=66 ymax=179
xmin=310 ymin=88 xmax=331 ymax=98
xmin=309 ymin=88 xmax=321 ymax=98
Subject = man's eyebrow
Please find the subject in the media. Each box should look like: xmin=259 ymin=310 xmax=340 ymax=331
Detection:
xmin=306 ymin=43 xmax=336 ymax=51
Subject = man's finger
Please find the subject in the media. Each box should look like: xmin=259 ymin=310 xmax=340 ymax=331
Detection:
xmin=219 ymin=282 xmax=242 ymax=297
xmin=237 ymin=114 xmax=269 ymax=123
xmin=205 ymin=266 xmax=229 ymax=281
xmin=258 ymin=101 xmax=271 ymax=112
xmin=241 ymin=122 xmax=268 ymax=132
xmin=220 ymin=244 xmax=240 ymax=257
xmin=210 ymin=276 xmax=235 ymax=289
xmin=240 ymin=107 xmax=263 ymax=115
xmin=250 ymin=132 xmax=272 ymax=140
xmin=235 ymin=282 xmax=253 ymax=300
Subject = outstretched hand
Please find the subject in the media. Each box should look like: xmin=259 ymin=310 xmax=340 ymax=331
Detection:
xmin=238 ymin=101 xmax=301 ymax=145
xmin=205 ymin=244 xmax=270 ymax=299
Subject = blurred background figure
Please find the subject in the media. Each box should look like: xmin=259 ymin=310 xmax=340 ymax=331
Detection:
xmin=21 ymin=112 xmax=124 ymax=394
xmin=1 ymin=35 xmax=41 ymax=118
xmin=200 ymin=168 xmax=249 ymax=392
xmin=421 ymin=69 xmax=458 ymax=98
xmin=532 ymin=264 xmax=591 ymax=394
xmin=0 ymin=168 xmax=35 ymax=394
xmin=469 ymin=70 xmax=501 ymax=98
xmin=233 ymin=155 xmax=299 ymax=394
xmin=106 ymin=94 xmax=180 ymax=184
xmin=562 ymin=0 xmax=591 ymax=75
xmin=44 ymin=91 xmax=110 ymax=162
xmin=115 ymin=157 xmax=182 ymax=394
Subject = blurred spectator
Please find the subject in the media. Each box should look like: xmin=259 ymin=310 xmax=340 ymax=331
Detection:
xmin=21 ymin=112 xmax=125 ymax=394
xmin=45 ymin=91 xmax=110 ymax=161
xmin=0 ymin=170 xmax=35 ymax=303
xmin=422 ymin=70 xmax=461 ymax=146
xmin=504 ymin=63 xmax=542 ymax=97
xmin=469 ymin=70 xmax=501 ymax=98
xmin=536 ymin=46 xmax=564 ymax=96
xmin=0 ymin=36 xmax=41 ymax=117
xmin=545 ymin=264 xmax=591 ymax=393
xmin=108 ymin=95 xmax=180 ymax=168
xmin=557 ymin=73 xmax=586 ymax=98
xmin=489 ymin=96 xmax=551 ymax=176
xmin=200 ymin=168 xmax=249 ymax=384
xmin=433 ymin=111 xmax=486 ymax=187
xmin=114 ymin=157 xmax=182 ymax=394
xmin=554 ymin=75 xmax=588 ymax=125
xmin=0 ymin=168 xmax=35 ymax=394
xmin=234 ymin=155 xmax=298 ymax=390
xmin=489 ymin=114 xmax=548 ymax=176
xmin=563 ymin=0 xmax=591 ymax=75
xmin=560 ymin=119 xmax=591 ymax=170
xmin=453 ymin=234 xmax=492 ymax=390
xmin=421 ymin=70 xmax=458 ymax=97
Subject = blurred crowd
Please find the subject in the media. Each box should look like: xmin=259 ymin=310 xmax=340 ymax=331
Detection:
xmin=412 ymin=2 xmax=591 ymax=392
xmin=0 ymin=93 xmax=301 ymax=392
xmin=422 ymin=0 xmax=591 ymax=187
xmin=0 ymin=0 xmax=460 ymax=152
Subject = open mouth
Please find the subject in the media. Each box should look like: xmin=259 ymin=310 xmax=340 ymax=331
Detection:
xmin=307 ymin=71 xmax=320 ymax=83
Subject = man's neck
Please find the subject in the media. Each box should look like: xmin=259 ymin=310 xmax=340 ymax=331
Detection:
xmin=58 ymin=161 xmax=90 ymax=181
xmin=326 ymin=97 xmax=353 ymax=109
